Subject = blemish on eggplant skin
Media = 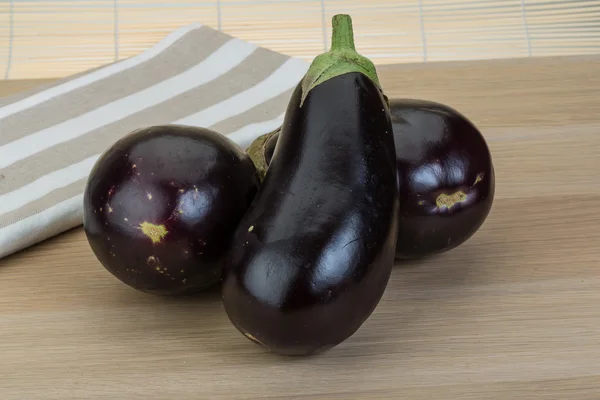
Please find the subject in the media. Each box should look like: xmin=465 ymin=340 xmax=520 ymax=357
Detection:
xmin=473 ymin=172 xmax=484 ymax=186
xmin=146 ymin=192 xmax=153 ymax=200
xmin=148 ymin=256 xmax=171 ymax=275
xmin=436 ymin=191 xmax=467 ymax=209
xmin=244 ymin=332 xmax=265 ymax=347
xmin=248 ymin=225 xmax=254 ymax=232
xmin=139 ymin=222 xmax=168 ymax=244
xmin=147 ymin=255 xmax=160 ymax=268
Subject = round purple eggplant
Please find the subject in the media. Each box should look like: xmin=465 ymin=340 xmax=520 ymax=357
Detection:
xmin=222 ymin=15 xmax=398 ymax=356
xmin=257 ymin=99 xmax=495 ymax=260
xmin=83 ymin=124 xmax=259 ymax=295
xmin=387 ymin=98 xmax=495 ymax=259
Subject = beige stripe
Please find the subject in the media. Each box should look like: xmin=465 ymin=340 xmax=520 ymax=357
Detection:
xmin=0 ymin=66 xmax=108 ymax=107
xmin=0 ymin=48 xmax=290 ymax=197
xmin=212 ymin=87 xmax=294 ymax=136
xmin=0 ymin=179 xmax=85 ymax=229
xmin=0 ymin=26 xmax=229 ymax=146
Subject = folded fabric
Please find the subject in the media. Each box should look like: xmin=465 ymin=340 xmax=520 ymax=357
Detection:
xmin=0 ymin=23 xmax=310 ymax=259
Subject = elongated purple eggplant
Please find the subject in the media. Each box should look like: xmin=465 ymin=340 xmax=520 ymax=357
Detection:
xmin=256 ymin=98 xmax=495 ymax=260
xmin=83 ymin=125 xmax=259 ymax=295
xmin=222 ymin=15 xmax=398 ymax=356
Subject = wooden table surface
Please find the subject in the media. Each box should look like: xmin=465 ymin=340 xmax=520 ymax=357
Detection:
xmin=1 ymin=55 xmax=600 ymax=399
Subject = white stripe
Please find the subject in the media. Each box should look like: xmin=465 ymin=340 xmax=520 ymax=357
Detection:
xmin=0 ymin=38 xmax=258 ymax=170
xmin=0 ymin=23 xmax=203 ymax=121
xmin=227 ymin=112 xmax=285 ymax=149
xmin=176 ymin=57 xmax=308 ymax=128
xmin=0 ymin=155 xmax=98 ymax=217
xmin=0 ymin=195 xmax=83 ymax=259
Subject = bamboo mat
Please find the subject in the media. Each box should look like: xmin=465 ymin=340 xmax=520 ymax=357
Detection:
xmin=1 ymin=0 xmax=600 ymax=80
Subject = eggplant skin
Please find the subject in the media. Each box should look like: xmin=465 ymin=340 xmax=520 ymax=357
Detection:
xmin=83 ymin=125 xmax=259 ymax=295
xmin=264 ymin=99 xmax=495 ymax=260
xmin=222 ymin=72 xmax=399 ymax=356
xmin=389 ymin=99 xmax=495 ymax=259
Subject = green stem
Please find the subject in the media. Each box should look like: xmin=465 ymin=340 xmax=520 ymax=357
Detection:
xmin=330 ymin=14 xmax=355 ymax=52
xmin=300 ymin=14 xmax=380 ymax=106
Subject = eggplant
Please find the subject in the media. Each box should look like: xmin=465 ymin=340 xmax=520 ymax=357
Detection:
xmin=222 ymin=15 xmax=398 ymax=356
xmin=388 ymin=99 xmax=495 ymax=259
xmin=83 ymin=125 xmax=259 ymax=295
xmin=255 ymin=98 xmax=495 ymax=259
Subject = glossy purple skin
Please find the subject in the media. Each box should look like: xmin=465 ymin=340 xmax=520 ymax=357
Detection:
xmin=263 ymin=98 xmax=495 ymax=259
xmin=389 ymin=98 xmax=494 ymax=259
xmin=83 ymin=125 xmax=259 ymax=295
xmin=222 ymin=73 xmax=398 ymax=356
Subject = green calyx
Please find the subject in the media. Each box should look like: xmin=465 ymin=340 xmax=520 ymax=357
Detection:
xmin=300 ymin=14 xmax=381 ymax=106
xmin=246 ymin=127 xmax=280 ymax=182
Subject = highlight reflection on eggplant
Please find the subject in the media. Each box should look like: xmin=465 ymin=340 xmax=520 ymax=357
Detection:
xmin=258 ymin=98 xmax=495 ymax=259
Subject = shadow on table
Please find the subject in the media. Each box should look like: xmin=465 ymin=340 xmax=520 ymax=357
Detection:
xmin=93 ymin=234 xmax=491 ymax=363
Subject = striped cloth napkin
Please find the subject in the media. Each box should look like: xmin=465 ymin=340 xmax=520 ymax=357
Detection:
xmin=0 ymin=23 xmax=309 ymax=259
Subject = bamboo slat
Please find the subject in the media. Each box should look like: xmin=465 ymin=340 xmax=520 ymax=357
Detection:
xmin=1 ymin=0 xmax=600 ymax=79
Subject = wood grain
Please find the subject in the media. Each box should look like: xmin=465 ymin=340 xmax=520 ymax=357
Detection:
xmin=1 ymin=55 xmax=600 ymax=399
